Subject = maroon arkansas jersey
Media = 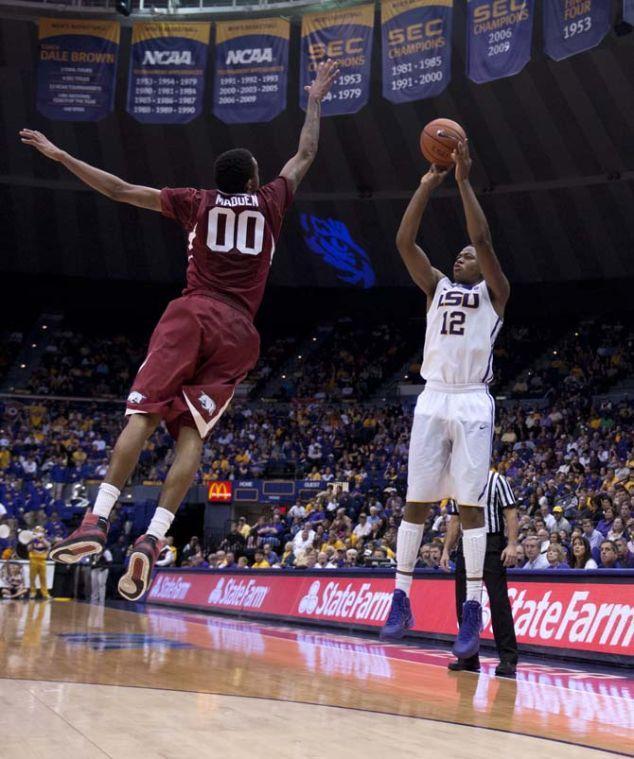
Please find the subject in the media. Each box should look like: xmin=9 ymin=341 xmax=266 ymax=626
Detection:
xmin=160 ymin=177 xmax=293 ymax=318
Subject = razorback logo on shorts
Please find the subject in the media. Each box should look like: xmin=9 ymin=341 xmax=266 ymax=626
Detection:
xmin=127 ymin=391 xmax=146 ymax=404
xmin=198 ymin=392 xmax=216 ymax=416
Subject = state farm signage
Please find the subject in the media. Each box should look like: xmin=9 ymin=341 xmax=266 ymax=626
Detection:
xmin=147 ymin=571 xmax=634 ymax=660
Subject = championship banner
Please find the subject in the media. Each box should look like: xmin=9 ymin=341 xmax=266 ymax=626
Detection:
xmin=543 ymin=0 xmax=611 ymax=61
xmin=37 ymin=18 xmax=119 ymax=121
xmin=213 ymin=18 xmax=289 ymax=124
xmin=466 ymin=0 xmax=534 ymax=84
xmin=381 ymin=0 xmax=453 ymax=104
xmin=300 ymin=4 xmax=374 ymax=116
xmin=148 ymin=569 xmax=634 ymax=663
xmin=127 ymin=22 xmax=210 ymax=124
xmin=626 ymin=0 xmax=634 ymax=24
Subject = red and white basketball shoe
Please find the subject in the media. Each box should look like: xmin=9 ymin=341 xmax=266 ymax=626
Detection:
xmin=118 ymin=534 xmax=165 ymax=601
xmin=49 ymin=512 xmax=109 ymax=564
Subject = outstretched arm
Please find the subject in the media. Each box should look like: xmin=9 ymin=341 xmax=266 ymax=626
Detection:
xmin=19 ymin=129 xmax=161 ymax=212
xmin=453 ymin=140 xmax=509 ymax=315
xmin=279 ymin=60 xmax=339 ymax=194
xmin=396 ymin=165 xmax=449 ymax=299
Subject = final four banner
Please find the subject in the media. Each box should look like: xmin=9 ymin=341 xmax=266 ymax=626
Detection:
xmin=381 ymin=0 xmax=453 ymax=104
xmin=466 ymin=0 xmax=534 ymax=84
xmin=213 ymin=18 xmax=290 ymax=124
xmin=127 ymin=22 xmax=210 ymax=124
xmin=300 ymin=5 xmax=374 ymax=116
xmin=37 ymin=18 xmax=119 ymax=121
xmin=543 ymin=0 xmax=611 ymax=61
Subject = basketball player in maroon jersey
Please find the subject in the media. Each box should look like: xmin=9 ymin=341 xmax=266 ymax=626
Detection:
xmin=20 ymin=59 xmax=339 ymax=601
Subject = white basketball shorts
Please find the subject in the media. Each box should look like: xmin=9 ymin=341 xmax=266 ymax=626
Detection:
xmin=407 ymin=381 xmax=495 ymax=507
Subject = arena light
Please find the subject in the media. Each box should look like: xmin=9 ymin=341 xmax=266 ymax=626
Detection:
xmin=116 ymin=0 xmax=132 ymax=16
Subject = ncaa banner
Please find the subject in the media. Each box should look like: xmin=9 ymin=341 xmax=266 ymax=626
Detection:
xmin=37 ymin=18 xmax=119 ymax=121
xmin=543 ymin=0 xmax=611 ymax=61
xmin=466 ymin=0 xmax=534 ymax=84
xmin=300 ymin=4 xmax=375 ymax=116
xmin=213 ymin=18 xmax=289 ymax=124
xmin=127 ymin=22 xmax=210 ymax=124
xmin=381 ymin=0 xmax=453 ymax=104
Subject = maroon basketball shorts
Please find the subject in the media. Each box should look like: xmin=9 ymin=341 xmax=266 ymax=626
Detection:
xmin=125 ymin=294 xmax=259 ymax=438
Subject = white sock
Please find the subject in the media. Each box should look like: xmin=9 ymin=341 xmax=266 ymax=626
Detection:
xmin=92 ymin=483 xmax=120 ymax=519
xmin=146 ymin=507 xmax=175 ymax=540
xmin=463 ymin=526 xmax=487 ymax=602
xmin=395 ymin=520 xmax=425 ymax=596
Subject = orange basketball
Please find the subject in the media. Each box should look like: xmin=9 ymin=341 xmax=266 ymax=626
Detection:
xmin=420 ymin=118 xmax=467 ymax=168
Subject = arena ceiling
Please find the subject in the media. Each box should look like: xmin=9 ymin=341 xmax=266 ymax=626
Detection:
xmin=0 ymin=5 xmax=633 ymax=287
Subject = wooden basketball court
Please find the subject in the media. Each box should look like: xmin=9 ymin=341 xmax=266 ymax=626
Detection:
xmin=0 ymin=600 xmax=631 ymax=758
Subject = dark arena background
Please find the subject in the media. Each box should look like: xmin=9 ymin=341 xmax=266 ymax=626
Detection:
xmin=0 ymin=0 xmax=632 ymax=757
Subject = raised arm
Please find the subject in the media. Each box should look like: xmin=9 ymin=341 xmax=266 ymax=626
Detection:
xmin=395 ymin=166 xmax=449 ymax=299
xmin=279 ymin=60 xmax=339 ymax=194
xmin=19 ymin=129 xmax=161 ymax=212
xmin=453 ymin=140 xmax=510 ymax=316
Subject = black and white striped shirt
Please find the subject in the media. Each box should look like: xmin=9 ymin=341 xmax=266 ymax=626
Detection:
xmin=447 ymin=471 xmax=516 ymax=533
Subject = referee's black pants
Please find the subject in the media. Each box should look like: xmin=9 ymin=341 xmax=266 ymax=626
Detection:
xmin=455 ymin=533 xmax=518 ymax=665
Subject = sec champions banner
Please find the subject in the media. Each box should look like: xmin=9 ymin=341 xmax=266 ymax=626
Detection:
xmin=543 ymin=0 xmax=611 ymax=61
xmin=127 ymin=22 xmax=210 ymax=124
xmin=466 ymin=0 xmax=534 ymax=84
xmin=37 ymin=18 xmax=119 ymax=121
xmin=300 ymin=4 xmax=374 ymax=116
xmin=213 ymin=18 xmax=289 ymax=124
xmin=381 ymin=0 xmax=453 ymax=104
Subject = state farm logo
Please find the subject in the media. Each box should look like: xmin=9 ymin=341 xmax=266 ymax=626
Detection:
xmin=148 ymin=574 xmax=191 ymax=601
xmin=297 ymin=580 xmax=392 ymax=622
xmin=298 ymin=581 xmax=321 ymax=614
xmin=207 ymin=577 xmax=269 ymax=609
xmin=482 ymin=588 xmax=633 ymax=650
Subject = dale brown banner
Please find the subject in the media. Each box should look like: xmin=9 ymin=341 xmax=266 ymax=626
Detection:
xmin=147 ymin=570 xmax=634 ymax=661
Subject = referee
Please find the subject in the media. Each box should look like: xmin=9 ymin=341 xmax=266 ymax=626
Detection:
xmin=441 ymin=469 xmax=519 ymax=678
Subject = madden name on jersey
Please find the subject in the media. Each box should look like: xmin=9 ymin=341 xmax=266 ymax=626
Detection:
xmin=226 ymin=48 xmax=274 ymax=66
xmin=216 ymin=194 xmax=259 ymax=208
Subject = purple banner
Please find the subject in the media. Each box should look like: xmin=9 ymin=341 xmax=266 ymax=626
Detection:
xmin=213 ymin=19 xmax=289 ymax=125
xmin=466 ymin=0 xmax=534 ymax=84
xmin=300 ymin=5 xmax=374 ymax=117
xmin=544 ymin=0 xmax=611 ymax=61
xmin=381 ymin=0 xmax=453 ymax=104
xmin=127 ymin=22 xmax=210 ymax=124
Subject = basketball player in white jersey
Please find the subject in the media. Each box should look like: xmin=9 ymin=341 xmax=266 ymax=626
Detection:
xmin=380 ymin=140 xmax=510 ymax=660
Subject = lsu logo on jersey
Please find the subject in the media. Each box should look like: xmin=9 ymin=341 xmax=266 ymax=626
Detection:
xmin=438 ymin=290 xmax=480 ymax=309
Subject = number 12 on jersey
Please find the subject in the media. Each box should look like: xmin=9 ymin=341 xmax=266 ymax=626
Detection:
xmin=440 ymin=311 xmax=466 ymax=335
xmin=207 ymin=207 xmax=265 ymax=256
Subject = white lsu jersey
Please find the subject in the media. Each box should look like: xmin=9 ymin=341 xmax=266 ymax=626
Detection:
xmin=420 ymin=277 xmax=502 ymax=385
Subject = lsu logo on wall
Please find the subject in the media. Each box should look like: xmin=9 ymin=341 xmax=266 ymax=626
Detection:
xmin=208 ymin=481 xmax=233 ymax=503
xmin=225 ymin=48 xmax=273 ymax=65
xmin=300 ymin=214 xmax=375 ymax=289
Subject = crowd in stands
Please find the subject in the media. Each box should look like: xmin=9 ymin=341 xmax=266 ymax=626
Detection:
xmin=510 ymin=320 xmax=633 ymax=399
xmin=1 ymin=315 xmax=632 ymax=594
xmin=24 ymin=329 xmax=146 ymax=398
xmin=270 ymin=319 xmax=416 ymax=400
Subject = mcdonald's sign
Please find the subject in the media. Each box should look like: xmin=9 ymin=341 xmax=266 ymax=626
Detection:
xmin=208 ymin=481 xmax=233 ymax=503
